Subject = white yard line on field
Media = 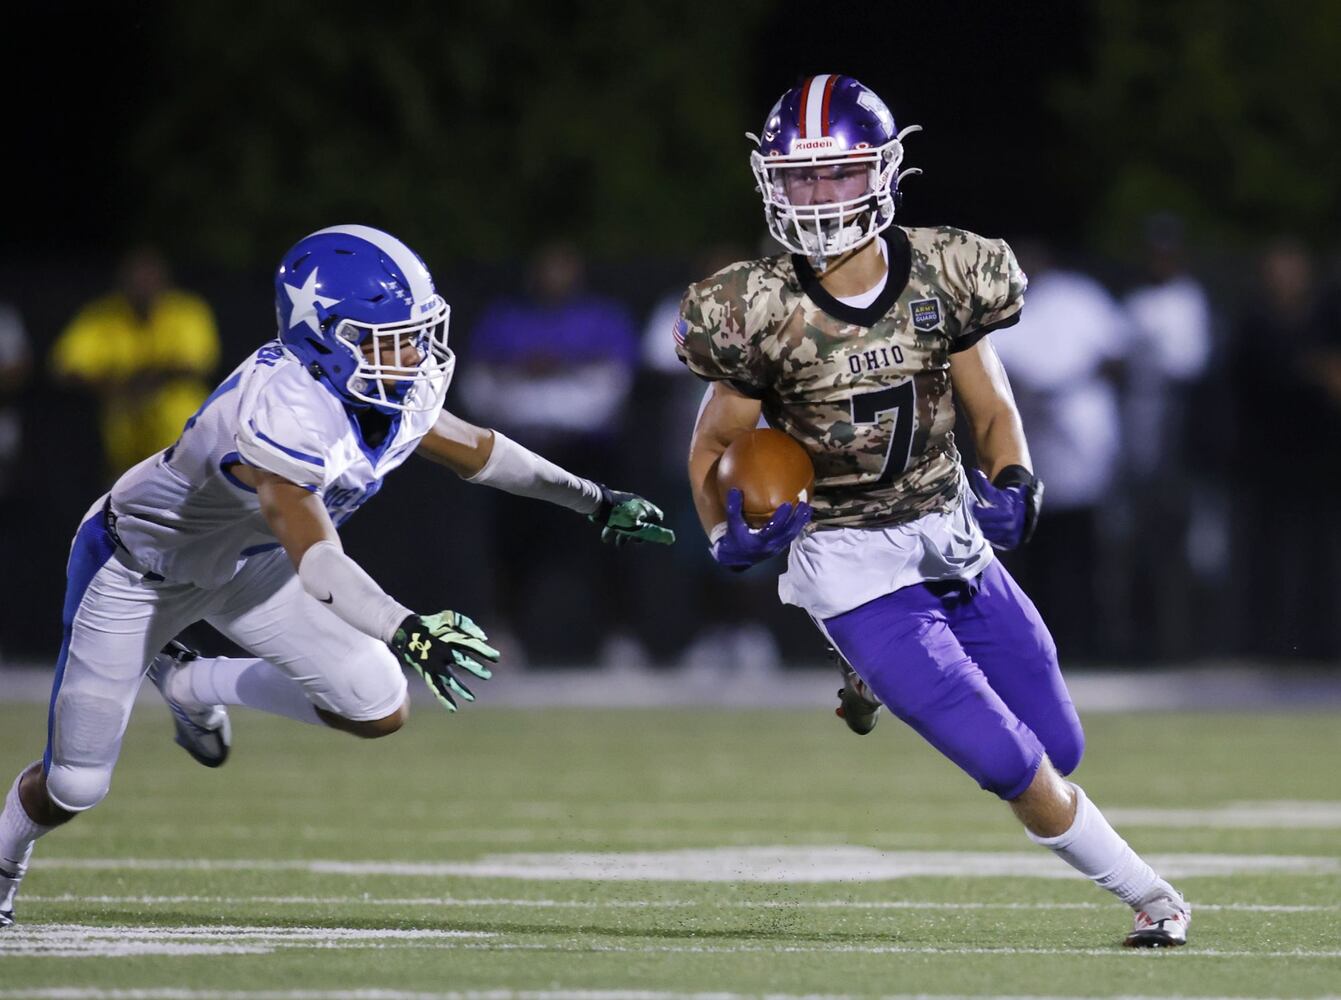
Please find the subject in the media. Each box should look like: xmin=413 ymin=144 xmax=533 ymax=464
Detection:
xmin=27 ymin=848 xmax=1341 ymax=882
xmin=0 ymin=925 xmax=493 ymax=958
xmin=1106 ymin=801 xmax=1341 ymax=828
xmin=3 ymin=925 xmax=1341 ymax=961
xmin=0 ymin=943 xmax=272 ymax=957
xmin=20 ymin=893 xmax=1341 ymax=914
xmin=451 ymin=941 xmax=1341 ymax=960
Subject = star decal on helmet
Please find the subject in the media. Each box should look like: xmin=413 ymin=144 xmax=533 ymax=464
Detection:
xmin=285 ymin=268 xmax=342 ymax=335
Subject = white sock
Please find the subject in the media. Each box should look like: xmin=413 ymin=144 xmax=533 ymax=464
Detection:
xmin=0 ymin=765 xmax=52 ymax=910
xmin=168 ymin=657 xmax=321 ymax=726
xmin=1027 ymin=783 xmax=1172 ymax=908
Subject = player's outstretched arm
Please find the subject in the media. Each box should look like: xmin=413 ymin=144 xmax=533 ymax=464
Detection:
xmin=949 ymin=340 xmax=1043 ymax=550
xmin=240 ymin=465 xmax=498 ymax=712
xmin=417 ymin=409 xmax=674 ymax=546
xmin=688 ymin=383 xmax=811 ymax=570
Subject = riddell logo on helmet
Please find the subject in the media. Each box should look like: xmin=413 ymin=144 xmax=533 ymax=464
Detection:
xmin=791 ymin=137 xmax=839 ymax=152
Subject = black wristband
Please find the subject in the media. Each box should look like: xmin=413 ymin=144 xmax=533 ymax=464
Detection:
xmin=593 ymin=484 xmax=614 ymax=526
xmin=992 ymin=464 xmax=1037 ymax=491
xmin=393 ymin=614 xmax=419 ymax=643
xmin=992 ymin=465 xmax=1044 ymax=546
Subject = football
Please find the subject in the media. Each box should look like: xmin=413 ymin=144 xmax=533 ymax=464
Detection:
xmin=718 ymin=428 xmax=815 ymax=527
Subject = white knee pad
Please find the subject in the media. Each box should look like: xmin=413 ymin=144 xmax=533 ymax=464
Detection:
xmin=44 ymin=762 xmax=112 ymax=813
xmin=46 ymin=689 xmax=128 ymax=812
xmin=313 ymin=656 xmax=408 ymax=722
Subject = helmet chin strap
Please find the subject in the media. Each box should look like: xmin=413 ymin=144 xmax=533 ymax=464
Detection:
xmin=799 ymin=209 xmax=876 ymax=272
xmin=805 ymin=227 xmax=867 ymax=272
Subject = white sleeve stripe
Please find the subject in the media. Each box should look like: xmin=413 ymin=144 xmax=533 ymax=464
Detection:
xmin=247 ymin=420 xmax=325 ymax=467
xmin=235 ymin=436 xmax=324 ymax=490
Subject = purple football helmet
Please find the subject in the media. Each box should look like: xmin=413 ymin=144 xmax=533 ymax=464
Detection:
xmin=749 ymin=75 xmax=920 ymax=266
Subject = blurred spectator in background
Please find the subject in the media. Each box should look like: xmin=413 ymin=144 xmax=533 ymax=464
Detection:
xmin=1119 ymin=215 xmax=1217 ymax=660
xmin=992 ymin=240 xmax=1130 ymax=662
xmin=0 ymin=302 xmax=30 ymax=505
xmin=1314 ymin=255 xmax=1341 ymax=427
xmin=462 ymin=242 xmax=638 ymax=457
xmin=460 ymin=241 xmax=642 ymax=663
xmin=1231 ymin=239 xmax=1341 ymax=659
xmin=1122 ymin=215 xmax=1213 ymax=478
xmin=49 ymin=247 xmax=219 ymax=481
xmin=0 ymin=301 xmax=31 ymax=662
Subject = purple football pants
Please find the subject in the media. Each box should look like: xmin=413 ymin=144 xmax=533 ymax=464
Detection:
xmin=822 ymin=559 xmax=1084 ymax=800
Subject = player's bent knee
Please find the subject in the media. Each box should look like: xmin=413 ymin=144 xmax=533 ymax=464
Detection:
xmin=1046 ymin=725 xmax=1085 ymax=777
xmin=316 ymin=700 xmax=408 ymax=739
xmin=363 ymin=701 xmax=408 ymax=737
xmin=979 ymin=750 xmax=1043 ymax=801
xmin=43 ymin=763 xmax=112 ymax=813
xmin=964 ymin=725 xmax=1046 ymax=801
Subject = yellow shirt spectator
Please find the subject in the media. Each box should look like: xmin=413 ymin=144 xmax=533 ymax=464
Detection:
xmin=52 ymin=285 xmax=220 ymax=478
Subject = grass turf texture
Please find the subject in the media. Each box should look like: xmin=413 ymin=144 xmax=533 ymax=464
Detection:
xmin=0 ymin=700 xmax=1338 ymax=997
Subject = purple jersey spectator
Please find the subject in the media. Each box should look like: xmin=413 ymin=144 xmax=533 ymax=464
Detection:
xmin=456 ymin=242 xmax=643 ymax=666
xmin=460 ymin=243 xmax=638 ymax=445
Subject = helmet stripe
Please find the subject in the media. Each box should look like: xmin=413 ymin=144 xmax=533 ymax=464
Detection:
xmin=820 ymin=75 xmax=838 ymax=136
xmin=803 ymin=74 xmax=831 ymax=139
xmin=311 ymin=224 xmax=435 ymax=302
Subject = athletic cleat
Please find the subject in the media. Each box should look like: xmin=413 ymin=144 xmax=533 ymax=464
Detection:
xmin=831 ymin=647 xmax=882 ymax=735
xmin=0 ymin=865 xmax=19 ymax=929
xmin=147 ymin=640 xmax=231 ymax=768
xmin=1124 ymin=893 xmax=1190 ymax=948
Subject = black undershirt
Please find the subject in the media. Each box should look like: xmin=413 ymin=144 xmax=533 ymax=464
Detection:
xmin=355 ymin=407 xmax=395 ymax=449
xmin=791 ymin=228 xmax=913 ymax=328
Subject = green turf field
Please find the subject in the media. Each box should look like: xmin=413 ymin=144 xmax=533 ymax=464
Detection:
xmin=0 ymin=698 xmax=1338 ymax=998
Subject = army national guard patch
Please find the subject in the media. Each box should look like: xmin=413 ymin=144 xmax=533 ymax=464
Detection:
xmin=909 ymin=297 xmax=943 ymax=331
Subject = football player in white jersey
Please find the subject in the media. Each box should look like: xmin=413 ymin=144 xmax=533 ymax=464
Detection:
xmin=0 ymin=224 xmax=674 ymax=928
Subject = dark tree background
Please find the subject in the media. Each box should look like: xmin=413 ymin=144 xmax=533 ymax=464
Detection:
xmin=10 ymin=1 xmax=770 ymax=268
xmin=1054 ymin=0 xmax=1341 ymax=254
xmin=8 ymin=0 xmax=1339 ymax=272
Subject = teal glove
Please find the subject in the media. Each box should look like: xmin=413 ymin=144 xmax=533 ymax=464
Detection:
xmin=589 ymin=485 xmax=676 ymax=546
xmin=388 ymin=611 xmax=500 ymax=711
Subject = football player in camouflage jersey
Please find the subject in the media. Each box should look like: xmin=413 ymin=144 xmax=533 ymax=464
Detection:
xmin=678 ymin=75 xmax=1189 ymax=948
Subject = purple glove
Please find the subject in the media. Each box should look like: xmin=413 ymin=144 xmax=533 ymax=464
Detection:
xmin=711 ymin=488 xmax=813 ymax=571
xmin=968 ymin=465 xmax=1043 ymax=551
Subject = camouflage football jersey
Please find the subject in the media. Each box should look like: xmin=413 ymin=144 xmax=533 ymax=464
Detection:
xmin=676 ymin=226 xmax=1026 ymax=529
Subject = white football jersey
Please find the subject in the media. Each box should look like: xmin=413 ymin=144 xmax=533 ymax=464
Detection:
xmin=109 ymin=340 xmax=447 ymax=588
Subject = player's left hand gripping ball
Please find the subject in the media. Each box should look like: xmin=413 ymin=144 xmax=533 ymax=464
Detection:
xmin=968 ymin=465 xmax=1043 ymax=551
xmin=389 ymin=611 xmax=501 ymax=711
xmin=590 ymin=485 xmax=676 ymax=546
xmin=711 ymin=487 xmax=812 ymax=570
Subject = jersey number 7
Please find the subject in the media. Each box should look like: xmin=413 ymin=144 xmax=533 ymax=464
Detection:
xmin=850 ymin=379 xmax=916 ymax=486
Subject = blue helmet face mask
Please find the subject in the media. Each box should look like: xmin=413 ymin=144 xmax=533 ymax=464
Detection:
xmin=748 ymin=74 xmax=922 ymax=270
xmin=274 ymin=224 xmax=455 ymax=414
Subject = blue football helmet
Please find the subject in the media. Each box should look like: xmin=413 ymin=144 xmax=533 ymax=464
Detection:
xmin=749 ymin=75 xmax=921 ymax=265
xmin=275 ymin=224 xmax=453 ymax=413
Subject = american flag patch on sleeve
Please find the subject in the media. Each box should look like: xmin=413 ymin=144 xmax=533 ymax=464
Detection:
xmin=672 ymin=316 xmax=688 ymax=347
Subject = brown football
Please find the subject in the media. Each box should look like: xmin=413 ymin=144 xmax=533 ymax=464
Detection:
xmin=718 ymin=428 xmax=815 ymax=527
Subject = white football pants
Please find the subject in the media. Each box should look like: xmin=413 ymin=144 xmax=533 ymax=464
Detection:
xmin=41 ymin=499 xmax=407 ymax=812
